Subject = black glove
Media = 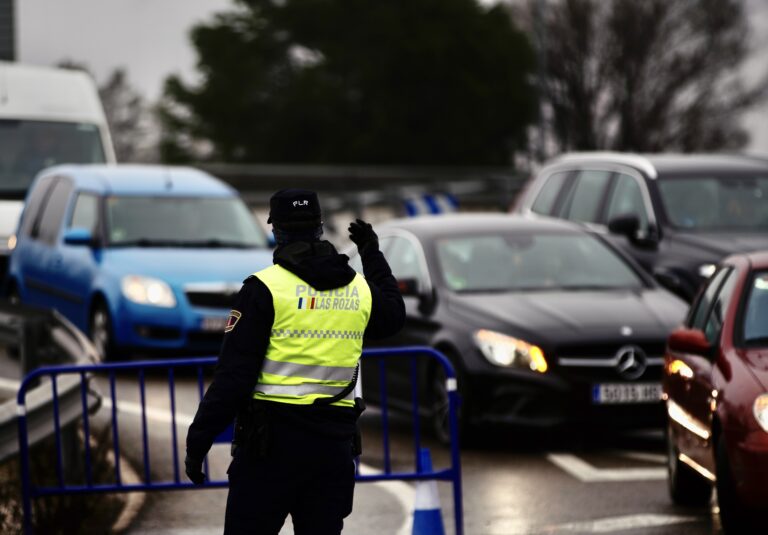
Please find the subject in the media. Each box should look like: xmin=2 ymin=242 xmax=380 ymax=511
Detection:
xmin=348 ymin=219 xmax=379 ymax=256
xmin=185 ymin=454 xmax=206 ymax=485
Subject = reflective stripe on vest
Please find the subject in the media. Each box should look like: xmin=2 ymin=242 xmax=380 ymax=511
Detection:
xmin=253 ymin=265 xmax=372 ymax=407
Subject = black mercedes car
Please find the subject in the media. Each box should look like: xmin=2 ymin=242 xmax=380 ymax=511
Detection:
xmin=514 ymin=153 xmax=768 ymax=302
xmin=349 ymin=214 xmax=688 ymax=440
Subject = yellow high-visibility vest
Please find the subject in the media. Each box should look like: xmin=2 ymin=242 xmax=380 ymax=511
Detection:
xmin=252 ymin=264 xmax=372 ymax=407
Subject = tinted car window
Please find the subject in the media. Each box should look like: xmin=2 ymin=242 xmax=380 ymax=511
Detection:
xmin=606 ymin=173 xmax=649 ymax=231
xmin=106 ymin=196 xmax=266 ymax=247
xmin=744 ymin=271 xmax=768 ymax=344
xmin=658 ymin=175 xmax=768 ymax=230
xmin=69 ymin=192 xmax=100 ymax=232
xmin=704 ymin=269 xmax=737 ymax=344
xmin=386 ymin=236 xmax=425 ymax=283
xmin=37 ymin=178 xmax=74 ymax=245
xmin=20 ymin=176 xmax=56 ymax=237
xmin=531 ymin=172 xmax=568 ymax=215
xmin=559 ymin=170 xmax=612 ymax=223
xmin=435 ymin=232 xmax=643 ymax=292
xmin=0 ymin=119 xmax=106 ymax=193
xmin=688 ymin=267 xmax=730 ymax=330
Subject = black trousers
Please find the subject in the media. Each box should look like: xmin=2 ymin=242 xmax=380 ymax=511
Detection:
xmin=224 ymin=421 xmax=356 ymax=535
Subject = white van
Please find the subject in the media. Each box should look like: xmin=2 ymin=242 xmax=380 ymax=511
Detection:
xmin=0 ymin=62 xmax=115 ymax=275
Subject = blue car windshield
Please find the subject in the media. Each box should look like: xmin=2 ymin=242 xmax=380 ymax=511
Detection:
xmin=106 ymin=196 xmax=267 ymax=248
xmin=658 ymin=174 xmax=768 ymax=231
xmin=435 ymin=233 xmax=643 ymax=292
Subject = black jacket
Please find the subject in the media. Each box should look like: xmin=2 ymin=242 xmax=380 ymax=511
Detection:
xmin=186 ymin=240 xmax=405 ymax=461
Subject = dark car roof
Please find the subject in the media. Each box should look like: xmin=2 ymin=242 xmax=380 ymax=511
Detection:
xmin=549 ymin=152 xmax=768 ymax=179
xmin=380 ymin=213 xmax=588 ymax=239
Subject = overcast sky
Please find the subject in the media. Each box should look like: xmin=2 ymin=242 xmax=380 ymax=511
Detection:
xmin=16 ymin=0 xmax=768 ymax=155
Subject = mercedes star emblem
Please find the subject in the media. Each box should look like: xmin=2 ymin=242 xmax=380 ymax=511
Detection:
xmin=615 ymin=345 xmax=647 ymax=380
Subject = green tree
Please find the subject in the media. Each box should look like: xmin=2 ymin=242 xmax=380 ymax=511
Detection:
xmin=533 ymin=0 xmax=766 ymax=153
xmin=159 ymin=0 xmax=538 ymax=165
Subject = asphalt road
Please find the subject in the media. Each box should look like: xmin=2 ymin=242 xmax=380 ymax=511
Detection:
xmin=83 ymin=373 xmax=726 ymax=535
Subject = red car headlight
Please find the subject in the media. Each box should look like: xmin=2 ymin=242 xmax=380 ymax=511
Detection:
xmin=753 ymin=394 xmax=768 ymax=433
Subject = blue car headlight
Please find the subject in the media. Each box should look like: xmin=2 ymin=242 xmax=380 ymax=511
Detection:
xmin=473 ymin=329 xmax=548 ymax=373
xmin=121 ymin=275 xmax=177 ymax=308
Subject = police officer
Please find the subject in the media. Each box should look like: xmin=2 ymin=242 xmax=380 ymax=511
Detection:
xmin=185 ymin=189 xmax=405 ymax=535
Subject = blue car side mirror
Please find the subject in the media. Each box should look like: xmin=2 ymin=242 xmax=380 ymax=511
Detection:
xmin=63 ymin=227 xmax=94 ymax=246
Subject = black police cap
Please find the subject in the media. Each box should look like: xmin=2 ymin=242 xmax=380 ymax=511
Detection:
xmin=267 ymin=189 xmax=322 ymax=229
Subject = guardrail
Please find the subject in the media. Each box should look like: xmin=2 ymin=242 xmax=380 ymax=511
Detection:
xmin=0 ymin=302 xmax=99 ymax=463
xmin=198 ymin=161 xmax=526 ymax=213
xmin=17 ymin=346 xmax=463 ymax=535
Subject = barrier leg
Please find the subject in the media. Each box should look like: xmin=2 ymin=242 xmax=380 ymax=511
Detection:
xmin=18 ymin=409 xmax=34 ymax=534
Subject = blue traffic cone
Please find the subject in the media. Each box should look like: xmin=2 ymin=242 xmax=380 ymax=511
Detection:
xmin=412 ymin=447 xmax=445 ymax=535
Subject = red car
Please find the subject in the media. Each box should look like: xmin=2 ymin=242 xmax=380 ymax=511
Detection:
xmin=664 ymin=252 xmax=768 ymax=534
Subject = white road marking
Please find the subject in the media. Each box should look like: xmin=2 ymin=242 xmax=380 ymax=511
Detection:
xmin=484 ymin=513 xmax=699 ymax=535
xmin=102 ymin=398 xmax=193 ymax=427
xmin=0 ymin=376 xmax=20 ymax=390
xmin=541 ymin=513 xmax=699 ymax=534
xmin=548 ymin=453 xmax=666 ymax=482
xmin=613 ymin=450 xmax=667 ymax=464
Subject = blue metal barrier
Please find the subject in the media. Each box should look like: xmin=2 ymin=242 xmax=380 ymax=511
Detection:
xmin=16 ymin=346 xmax=463 ymax=535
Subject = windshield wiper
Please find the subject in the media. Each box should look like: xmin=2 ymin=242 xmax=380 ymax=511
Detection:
xmin=110 ymin=238 xmax=257 ymax=248
xmin=110 ymin=238 xmax=190 ymax=248
xmin=176 ymin=239 xmax=256 ymax=249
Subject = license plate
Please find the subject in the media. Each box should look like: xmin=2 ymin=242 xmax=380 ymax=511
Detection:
xmin=592 ymin=383 xmax=662 ymax=404
xmin=201 ymin=316 xmax=228 ymax=332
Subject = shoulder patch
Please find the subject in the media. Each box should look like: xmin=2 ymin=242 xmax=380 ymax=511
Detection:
xmin=224 ymin=310 xmax=242 ymax=333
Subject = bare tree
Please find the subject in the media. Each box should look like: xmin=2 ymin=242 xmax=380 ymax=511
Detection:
xmin=531 ymin=0 xmax=767 ymax=154
xmin=57 ymin=61 xmax=158 ymax=162
xmin=99 ymin=69 xmax=155 ymax=162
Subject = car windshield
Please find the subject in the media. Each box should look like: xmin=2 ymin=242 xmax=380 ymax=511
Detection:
xmin=435 ymin=233 xmax=644 ymax=292
xmin=658 ymin=174 xmax=768 ymax=231
xmin=0 ymin=119 xmax=106 ymax=193
xmin=106 ymin=196 xmax=267 ymax=248
xmin=743 ymin=271 xmax=768 ymax=345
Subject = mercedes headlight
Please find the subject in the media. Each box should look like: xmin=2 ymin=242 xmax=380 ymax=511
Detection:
xmin=698 ymin=264 xmax=717 ymax=279
xmin=754 ymin=394 xmax=768 ymax=432
xmin=473 ymin=329 xmax=548 ymax=372
xmin=121 ymin=275 xmax=177 ymax=308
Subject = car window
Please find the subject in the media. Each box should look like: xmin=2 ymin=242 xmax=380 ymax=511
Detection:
xmin=348 ymin=250 xmax=363 ymax=273
xmin=37 ymin=178 xmax=74 ymax=245
xmin=558 ymin=170 xmax=612 ymax=223
xmin=20 ymin=175 xmax=56 ymax=238
xmin=347 ymin=236 xmax=394 ymax=275
xmin=69 ymin=192 xmax=100 ymax=233
xmin=106 ymin=196 xmax=266 ymax=247
xmin=386 ymin=236 xmax=426 ymax=284
xmin=605 ymin=173 xmax=649 ymax=231
xmin=658 ymin=174 xmax=768 ymax=231
xmin=435 ymin=232 xmax=643 ymax=292
xmin=530 ymin=172 xmax=568 ymax=215
xmin=688 ymin=267 xmax=730 ymax=330
xmin=703 ymin=269 xmax=737 ymax=344
xmin=743 ymin=271 xmax=768 ymax=344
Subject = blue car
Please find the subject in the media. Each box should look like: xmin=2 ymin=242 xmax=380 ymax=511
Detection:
xmin=7 ymin=165 xmax=272 ymax=359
